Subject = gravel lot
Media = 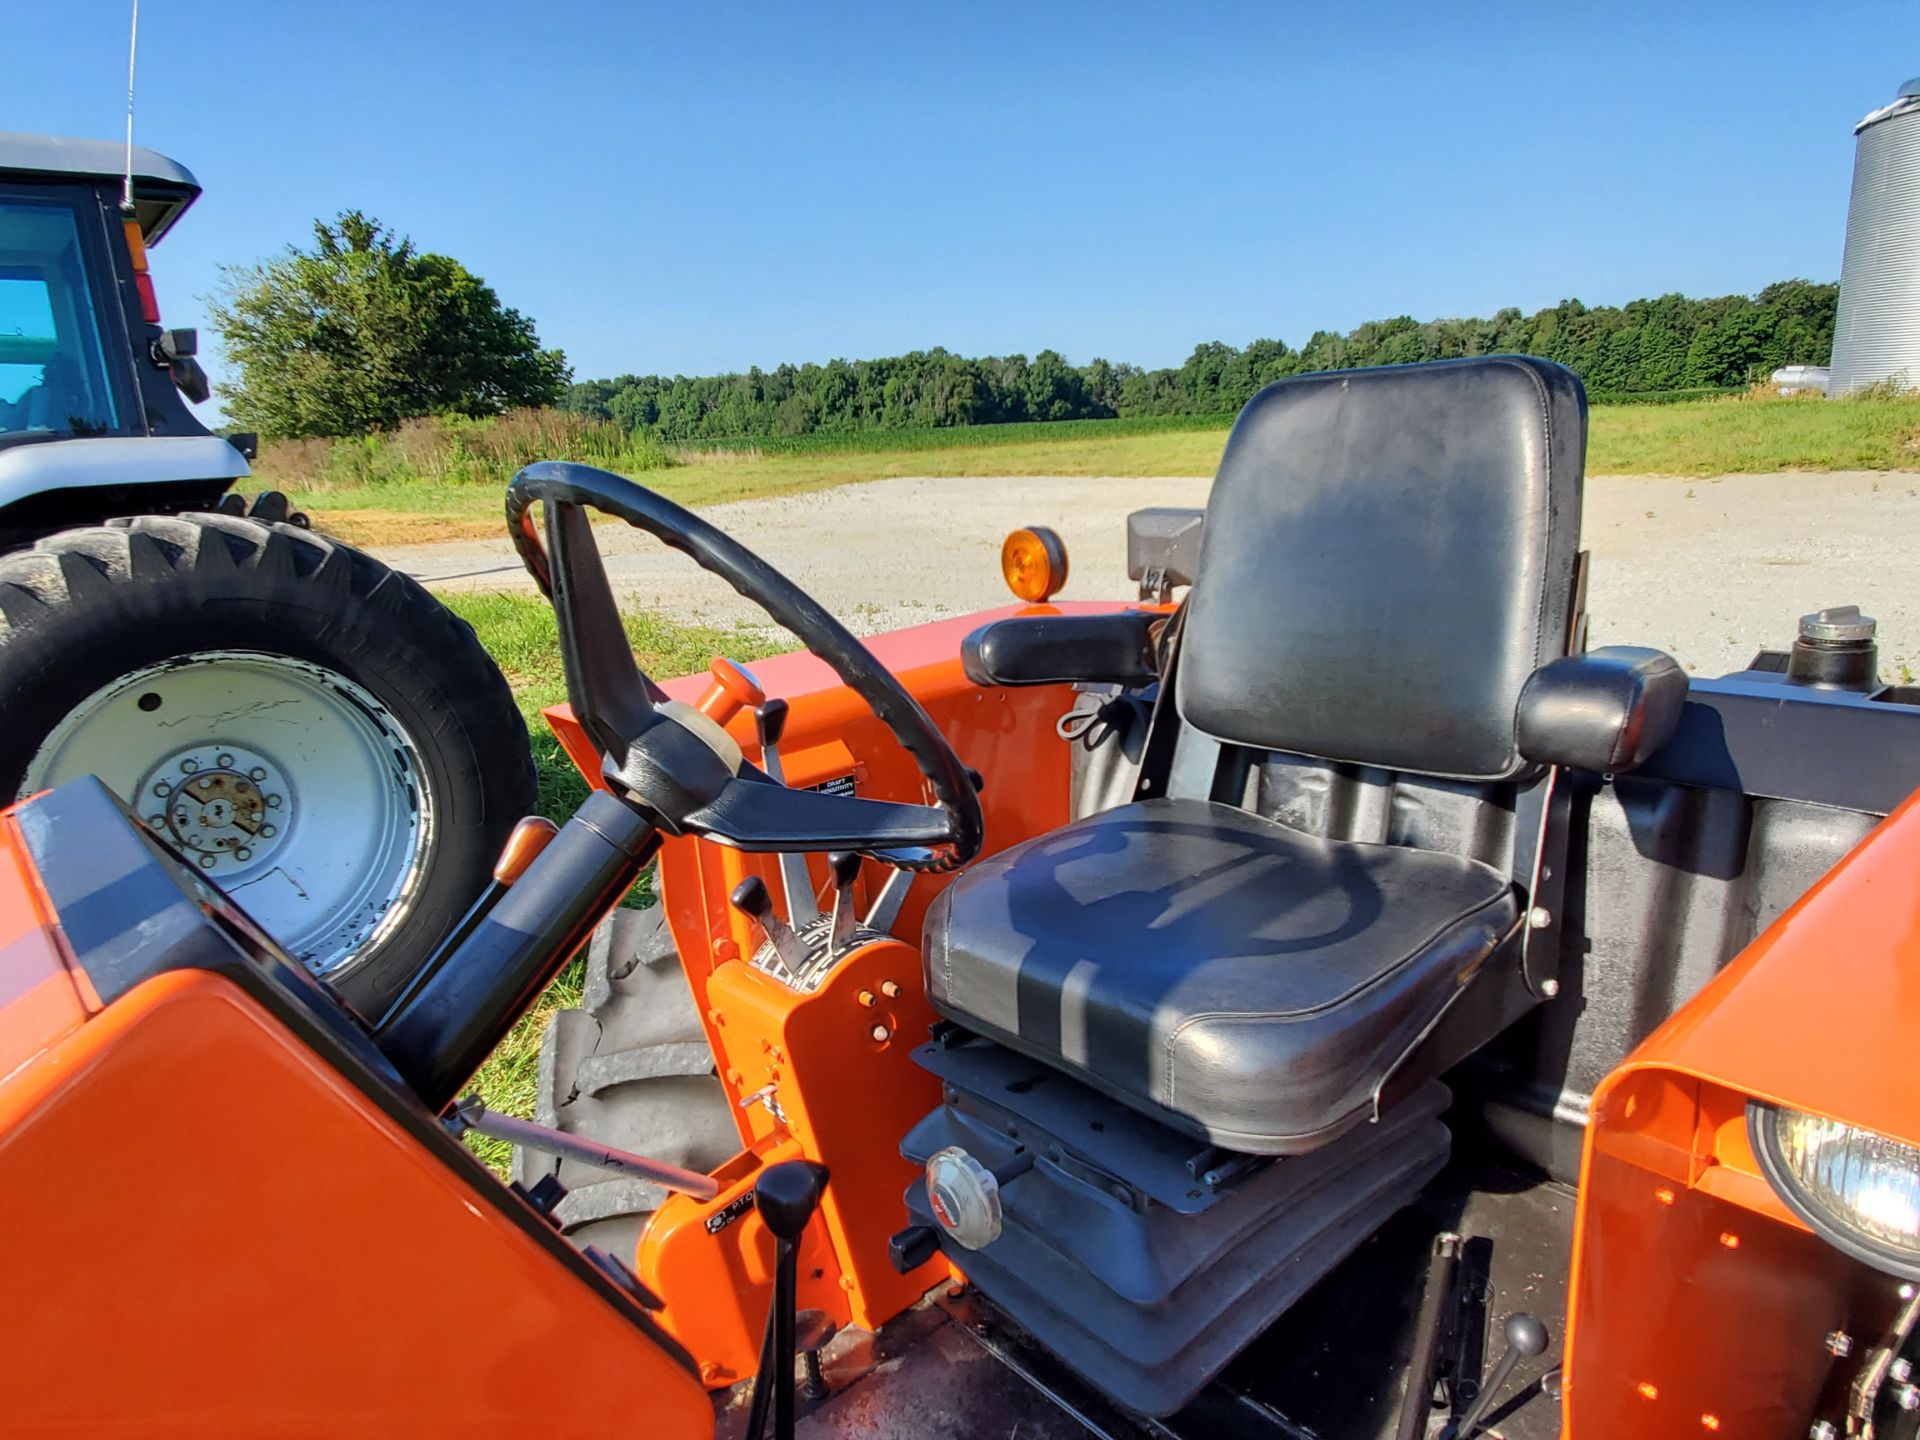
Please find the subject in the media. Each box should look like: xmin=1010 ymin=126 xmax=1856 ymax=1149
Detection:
xmin=381 ymin=470 xmax=1920 ymax=680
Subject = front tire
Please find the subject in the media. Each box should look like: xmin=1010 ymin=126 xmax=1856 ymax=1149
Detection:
xmin=0 ymin=512 xmax=536 ymax=1018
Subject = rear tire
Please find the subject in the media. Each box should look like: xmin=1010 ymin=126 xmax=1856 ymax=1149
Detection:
xmin=0 ymin=512 xmax=536 ymax=1019
xmin=519 ymin=905 xmax=739 ymax=1258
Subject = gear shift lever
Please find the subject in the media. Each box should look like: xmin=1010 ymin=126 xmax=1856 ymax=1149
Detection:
xmin=742 ymin=1160 xmax=831 ymax=1440
xmin=1451 ymin=1312 xmax=1550 ymax=1439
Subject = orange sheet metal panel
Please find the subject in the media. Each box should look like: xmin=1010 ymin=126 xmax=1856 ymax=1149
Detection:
xmin=1564 ymin=788 xmax=1920 ymax=1438
xmin=0 ymin=969 xmax=714 ymax=1439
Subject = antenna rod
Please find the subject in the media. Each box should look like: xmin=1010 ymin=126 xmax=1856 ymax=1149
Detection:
xmin=122 ymin=0 xmax=140 ymax=214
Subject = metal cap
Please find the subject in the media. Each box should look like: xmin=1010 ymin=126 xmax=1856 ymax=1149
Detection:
xmin=1799 ymin=605 xmax=1877 ymax=643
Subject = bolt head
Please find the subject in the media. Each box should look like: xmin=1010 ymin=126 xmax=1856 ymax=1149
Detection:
xmin=152 ymin=780 xmax=171 ymax=797
xmin=1810 ymin=1423 xmax=1838 ymax=1440
xmin=1898 ymin=1383 xmax=1920 ymax=1413
xmin=266 ymin=793 xmax=283 ymax=808
xmin=197 ymin=854 xmax=216 ymax=870
xmin=261 ymin=824 xmax=277 ymax=838
xmin=180 ymin=758 xmax=199 ymax=773
xmin=870 ymin=1024 xmax=891 ymax=1043
xmin=1893 ymin=1357 xmax=1912 ymax=1382
xmin=1826 ymin=1330 xmax=1854 ymax=1358
xmin=1541 ymin=978 xmax=1561 ymax=997
xmin=234 ymin=848 xmax=252 ymax=862
xmin=216 ymin=753 xmax=234 ymax=769
xmin=1529 ymin=905 xmax=1552 ymax=929
xmin=249 ymin=767 xmax=267 ymax=781
xmin=147 ymin=814 xmax=165 ymax=829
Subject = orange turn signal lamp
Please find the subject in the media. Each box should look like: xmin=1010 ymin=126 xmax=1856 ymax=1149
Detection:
xmin=1001 ymin=526 xmax=1069 ymax=603
xmin=121 ymin=217 xmax=161 ymax=325
xmin=492 ymin=815 xmax=560 ymax=885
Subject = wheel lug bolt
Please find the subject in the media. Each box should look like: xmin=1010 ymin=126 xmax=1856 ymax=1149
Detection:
xmin=235 ymin=847 xmax=252 ymax=861
xmin=181 ymin=758 xmax=199 ymax=773
xmin=267 ymin=794 xmax=283 ymax=808
xmin=197 ymin=855 xmax=216 ymax=869
xmin=249 ymin=767 xmax=266 ymax=781
xmin=261 ymin=825 xmax=277 ymax=838
xmin=153 ymin=780 xmax=171 ymax=797
xmin=147 ymin=815 xmax=165 ymax=829
xmin=216 ymin=754 xmax=234 ymax=769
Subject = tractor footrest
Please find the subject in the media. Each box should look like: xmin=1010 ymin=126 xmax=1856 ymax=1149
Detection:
xmin=900 ymin=1041 xmax=1449 ymax=1417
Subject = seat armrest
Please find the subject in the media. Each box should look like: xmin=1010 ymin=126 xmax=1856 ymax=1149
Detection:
xmin=1516 ymin=646 xmax=1688 ymax=773
xmin=961 ymin=612 xmax=1162 ymax=688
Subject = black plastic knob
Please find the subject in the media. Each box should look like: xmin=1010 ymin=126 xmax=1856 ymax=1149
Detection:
xmin=756 ymin=1160 xmax=829 ymax=1242
xmin=730 ymin=875 xmax=773 ymax=920
xmin=755 ymin=697 xmax=791 ymax=749
xmin=889 ymin=1224 xmax=941 ymax=1274
xmin=828 ymin=851 xmax=862 ymax=890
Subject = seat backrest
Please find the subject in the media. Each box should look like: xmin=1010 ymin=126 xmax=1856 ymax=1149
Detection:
xmin=1178 ymin=356 xmax=1586 ymax=783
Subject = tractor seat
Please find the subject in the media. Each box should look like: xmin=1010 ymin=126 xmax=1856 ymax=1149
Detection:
xmin=923 ymin=796 xmax=1516 ymax=1154
xmin=926 ymin=356 xmax=1685 ymax=1157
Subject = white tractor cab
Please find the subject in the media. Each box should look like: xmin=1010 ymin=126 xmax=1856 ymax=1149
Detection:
xmin=0 ymin=133 xmax=535 ymax=1017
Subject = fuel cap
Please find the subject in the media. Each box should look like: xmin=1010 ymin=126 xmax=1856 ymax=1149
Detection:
xmin=925 ymin=1146 xmax=1003 ymax=1249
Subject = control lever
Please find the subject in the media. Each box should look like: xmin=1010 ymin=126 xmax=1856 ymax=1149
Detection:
xmin=743 ymin=1161 xmax=831 ymax=1440
xmin=827 ymin=850 xmax=862 ymax=958
xmin=865 ymin=867 xmax=913 ymax=935
xmin=755 ymin=699 xmax=822 ymax=929
xmin=731 ymin=876 xmax=808 ymax=979
xmin=448 ymin=1096 xmax=719 ymax=1201
xmin=1450 ymin=1312 xmax=1550 ymax=1440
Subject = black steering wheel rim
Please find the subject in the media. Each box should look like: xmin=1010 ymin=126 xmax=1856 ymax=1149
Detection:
xmin=505 ymin=461 xmax=984 ymax=872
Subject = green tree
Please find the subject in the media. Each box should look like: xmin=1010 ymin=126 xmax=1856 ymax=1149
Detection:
xmin=211 ymin=211 xmax=568 ymax=438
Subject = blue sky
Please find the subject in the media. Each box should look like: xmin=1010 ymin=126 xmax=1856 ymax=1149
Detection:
xmin=8 ymin=1 xmax=1916 ymax=405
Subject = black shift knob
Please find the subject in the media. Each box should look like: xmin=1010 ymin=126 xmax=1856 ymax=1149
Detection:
xmin=828 ymin=851 xmax=862 ymax=889
xmin=731 ymin=875 xmax=772 ymax=920
xmin=756 ymin=1160 xmax=829 ymax=1241
xmin=755 ymin=698 xmax=790 ymax=749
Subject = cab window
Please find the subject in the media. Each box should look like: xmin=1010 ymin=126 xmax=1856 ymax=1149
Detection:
xmin=0 ymin=200 xmax=120 ymax=439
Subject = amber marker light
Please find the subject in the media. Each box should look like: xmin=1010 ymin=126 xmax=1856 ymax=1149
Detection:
xmin=1001 ymin=526 xmax=1069 ymax=602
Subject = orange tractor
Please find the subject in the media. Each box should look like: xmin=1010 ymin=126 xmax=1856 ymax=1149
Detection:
xmin=3 ymin=356 xmax=1918 ymax=1439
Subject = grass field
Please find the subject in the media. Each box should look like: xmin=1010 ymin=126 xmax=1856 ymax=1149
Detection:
xmin=273 ymin=393 xmax=1920 ymax=550
xmin=445 ymin=592 xmax=782 ymax=1173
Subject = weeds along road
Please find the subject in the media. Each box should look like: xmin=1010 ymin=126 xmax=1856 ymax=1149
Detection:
xmin=377 ymin=469 xmax=1920 ymax=681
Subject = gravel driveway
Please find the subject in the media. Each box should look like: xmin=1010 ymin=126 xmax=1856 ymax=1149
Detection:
xmin=379 ymin=470 xmax=1920 ymax=680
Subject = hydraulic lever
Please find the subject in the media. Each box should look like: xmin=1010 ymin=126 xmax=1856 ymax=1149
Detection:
xmin=754 ymin=699 xmax=822 ymax=928
xmin=827 ymin=851 xmax=862 ymax=958
xmin=732 ymin=875 xmax=808 ymax=979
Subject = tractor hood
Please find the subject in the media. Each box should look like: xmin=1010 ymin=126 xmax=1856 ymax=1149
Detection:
xmin=0 ymin=132 xmax=200 ymax=243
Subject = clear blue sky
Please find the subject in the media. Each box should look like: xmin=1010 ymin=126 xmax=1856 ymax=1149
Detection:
xmin=9 ymin=1 xmax=1917 ymax=403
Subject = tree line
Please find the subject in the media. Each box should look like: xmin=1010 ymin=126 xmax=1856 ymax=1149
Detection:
xmin=565 ymin=279 xmax=1838 ymax=444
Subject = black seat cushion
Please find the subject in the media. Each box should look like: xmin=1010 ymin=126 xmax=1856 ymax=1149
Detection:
xmin=924 ymin=798 xmax=1517 ymax=1154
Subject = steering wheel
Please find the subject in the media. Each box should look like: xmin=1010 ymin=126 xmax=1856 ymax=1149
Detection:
xmin=504 ymin=462 xmax=984 ymax=873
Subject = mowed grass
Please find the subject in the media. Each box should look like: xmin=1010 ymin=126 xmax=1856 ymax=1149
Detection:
xmin=444 ymin=592 xmax=782 ymax=1174
xmin=276 ymin=393 xmax=1920 ymax=550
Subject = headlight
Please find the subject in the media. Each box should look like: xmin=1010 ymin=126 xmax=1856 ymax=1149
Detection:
xmin=1750 ymin=1103 xmax=1920 ymax=1279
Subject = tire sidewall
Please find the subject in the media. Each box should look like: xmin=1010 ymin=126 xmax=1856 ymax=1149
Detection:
xmin=0 ymin=524 xmax=533 ymax=1017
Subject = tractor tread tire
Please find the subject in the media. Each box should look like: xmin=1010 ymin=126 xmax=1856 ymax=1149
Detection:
xmin=0 ymin=512 xmax=536 ymax=1014
xmin=521 ymin=905 xmax=737 ymax=1258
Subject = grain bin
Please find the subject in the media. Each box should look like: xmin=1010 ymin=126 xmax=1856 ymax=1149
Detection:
xmin=1830 ymin=78 xmax=1920 ymax=395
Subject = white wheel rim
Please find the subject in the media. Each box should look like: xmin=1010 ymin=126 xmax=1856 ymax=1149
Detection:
xmin=21 ymin=650 xmax=433 ymax=979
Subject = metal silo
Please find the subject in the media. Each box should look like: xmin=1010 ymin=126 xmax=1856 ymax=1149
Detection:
xmin=1830 ymin=78 xmax=1920 ymax=395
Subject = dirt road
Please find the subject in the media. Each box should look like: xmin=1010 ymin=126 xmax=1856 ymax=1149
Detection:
xmin=376 ymin=470 xmax=1920 ymax=679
